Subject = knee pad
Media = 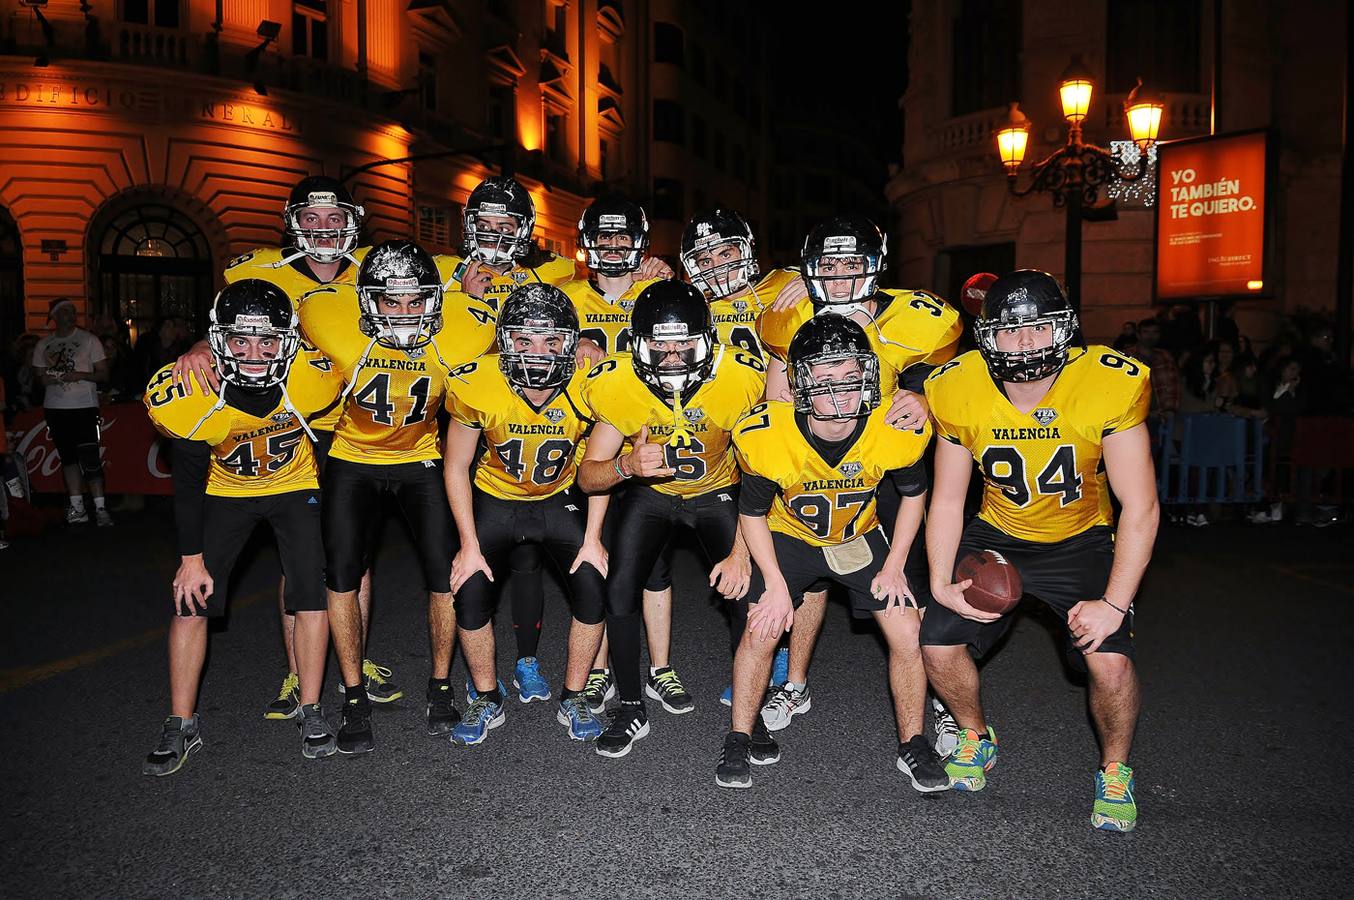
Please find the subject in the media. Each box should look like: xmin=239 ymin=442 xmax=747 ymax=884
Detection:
xmin=77 ymin=442 xmax=104 ymax=480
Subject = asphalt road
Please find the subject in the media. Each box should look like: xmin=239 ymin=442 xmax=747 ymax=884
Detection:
xmin=2 ymin=503 xmax=1350 ymax=899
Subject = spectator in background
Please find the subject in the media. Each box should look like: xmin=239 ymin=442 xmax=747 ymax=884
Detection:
xmin=1134 ymin=318 xmax=1180 ymax=438
xmin=100 ymin=333 xmax=142 ymax=403
xmin=133 ymin=317 xmax=190 ymax=385
xmin=31 ymin=298 xmax=113 ymax=527
xmin=1248 ymin=359 xmax=1307 ymax=525
xmin=1216 ymin=301 xmax=1241 ymax=350
xmin=1162 ymin=304 xmax=1203 ymax=356
xmin=1297 ymin=325 xmax=1346 ymax=414
xmin=1180 ymin=347 xmax=1220 ymax=415
xmin=6 ymin=332 xmax=42 ymax=411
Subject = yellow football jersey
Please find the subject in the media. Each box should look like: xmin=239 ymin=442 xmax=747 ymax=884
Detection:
xmin=224 ymin=246 xmax=369 ymax=432
xmin=926 ymin=346 xmax=1151 ymax=543
xmin=733 ymin=400 xmax=932 ymax=548
xmin=758 ymin=288 xmax=962 ymax=398
xmin=580 ymin=345 xmax=766 ymax=498
xmin=446 ymin=357 xmax=592 ymax=500
xmin=435 ymin=252 xmax=577 ymax=312
xmin=297 ymin=284 xmax=497 ymax=465
xmin=707 ymin=267 xmax=799 ymax=361
xmin=144 ymin=348 xmax=342 ymax=497
xmin=561 ymin=277 xmax=660 ymax=357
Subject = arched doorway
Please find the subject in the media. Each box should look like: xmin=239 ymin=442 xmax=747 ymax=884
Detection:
xmin=0 ymin=207 xmax=23 ymax=354
xmin=95 ymin=201 xmax=214 ymax=343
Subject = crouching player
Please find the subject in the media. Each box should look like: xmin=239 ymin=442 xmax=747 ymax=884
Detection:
xmin=443 ymin=284 xmax=609 ymax=744
xmin=721 ymin=316 xmax=946 ymax=791
xmin=142 ymin=280 xmax=342 ymax=774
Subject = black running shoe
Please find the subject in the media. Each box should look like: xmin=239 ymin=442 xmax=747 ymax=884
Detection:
xmin=299 ymin=704 xmax=337 ymax=759
xmin=749 ymin=717 xmax=781 ymax=765
xmin=337 ymin=695 xmax=375 ymax=755
xmin=595 ymin=701 xmax=649 ymax=758
xmin=426 ymin=682 xmax=461 ymax=736
xmin=897 ymin=734 xmax=951 ymax=793
xmin=716 ymin=731 xmax=752 ymax=789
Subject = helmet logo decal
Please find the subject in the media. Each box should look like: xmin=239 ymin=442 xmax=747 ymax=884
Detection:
xmin=306 ymin=191 xmax=338 ymax=207
xmin=822 ymin=236 xmax=857 ymax=252
xmin=598 ymin=214 xmax=627 ymax=228
xmin=233 ymin=314 xmax=272 ymax=328
xmin=384 ymin=276 xmax=419 ymax=291
xmin=652 ymin=322 xmax=689 ymax=339
xmin=695 ymin=221 xmax=713 ymax=237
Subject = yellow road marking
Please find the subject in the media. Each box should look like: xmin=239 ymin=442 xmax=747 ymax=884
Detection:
xmin=0 ymin=588 xmax=273 ymax=695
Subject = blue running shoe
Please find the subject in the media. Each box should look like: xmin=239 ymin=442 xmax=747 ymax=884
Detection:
xmin=464 ymin=677 xmax=508 ymax=702
xmin=514 ymin=657 xmax=551 ymax=703
xmin=771 ymin=646 xmax=789 ymax=687
xmin=557 ymin=696 xmax=603 ymax=741
xmin=720 ymin=684 xmax=733 ymax=707
xmin=450 ymin=696 xmax=505 ymax=745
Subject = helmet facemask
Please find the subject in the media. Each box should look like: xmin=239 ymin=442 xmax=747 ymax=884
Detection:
xmin=975 ymin=309 xmax=1078 ymax=382
xmin=804 ymin=246 xmax=883 ymax=316
xmin=498 ymin=321 xmax=578 ymax=390
xmin=583 ymin=219 xmax=646 ymax=277
xmin=791 ymin=351 xmax=881 ymax=420
xmin=633 ymin=324 xmax=714 ymax=395
xmin=208 ymin=316 xmax=299 ymax=391
xmin=358 ymin=278 xmax=444 ymax=350
xmin=466 ymin=207 xmax=533 ymax=267
xmin=283 ymin=193 xmax=364 ymax=264
xmin=682 ymin=236 xmax=758 ymax=300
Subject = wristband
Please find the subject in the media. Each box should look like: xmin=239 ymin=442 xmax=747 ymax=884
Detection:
xmin=1100 ymin=596 xmax=1129 ymax=615
xmin=614 ymin=458 xmax=632 ymax=480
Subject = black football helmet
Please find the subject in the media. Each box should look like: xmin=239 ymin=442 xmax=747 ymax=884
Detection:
xmin=680 ymin=208 xmax=759 ymax=300
xmin=631 ymin=281 xmax=716 ymax=395
xmin=578 ymin=196 xmax=650 ymax=276
xmin=464 ymin=176 xmax=535 ymax=266
xmin=356 ymin=240 xmax=444 ymax=350
xmin=974 ymin=269 xmax=1079 ymax=382
xmin=788 ymin=315 xmax=881 ymax=420
xmin=282 ymin=175 xmax=364 ymax=264
xmin=208 ymin=279 xmax=301 ymax=390
xmin=497 ymin=283 xmax=579 ymax=390
xmin=801 ymin=215 xmax=887 ymax=315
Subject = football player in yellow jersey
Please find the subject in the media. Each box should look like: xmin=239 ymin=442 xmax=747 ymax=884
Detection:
xmin=299 ymin=240 xmax=496 ymax=754
xmin=578 ymin=282 xmax=767 ymax=758
xmin=921 ymin=270 xmax=1158 ymax=832
xmin=563 ymin=196 xmax=686 ymax=714
xmin=435 ymin=175 xmax=576 ymax=313
xmin=753 ymin=215 xmax=962 ymax=735
xmin=141 ymin=281 xmax=342 ymax=776
xmin=170 ymin=175 xmax=401 ymax=716
xmin=443 ymin=285 xmax=610 ymax=744
xmin=721 ymin=316 xmax=945 ymax=791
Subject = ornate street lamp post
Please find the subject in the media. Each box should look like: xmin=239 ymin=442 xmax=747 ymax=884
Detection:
xmin=995 ymin=56 xmax=1165 ymax=312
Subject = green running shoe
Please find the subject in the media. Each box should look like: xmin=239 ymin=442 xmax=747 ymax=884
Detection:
xmin=264 ymin=671 xmax=301 ymax=720
xmin=945 ymin=726 xmax=998 ymax=791
xmin=1092 ymin=762 xmax=1138 ymax=832
xmin=361 ymin=659 xmax=404 ymax=703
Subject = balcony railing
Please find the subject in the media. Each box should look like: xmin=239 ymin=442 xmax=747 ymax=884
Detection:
xmin=113 ymin=23 xmax=191 ymax=67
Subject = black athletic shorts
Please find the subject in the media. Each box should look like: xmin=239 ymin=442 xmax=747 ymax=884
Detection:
xmin=508 ymin=490 xmax=671 ymax=592
xmin=875 ymin=478 xmax=934 ymax=609
xmin=322 ymin=457 xmax=455 ymax=594
xmin=742 ymin=526 xmax=898 ymax=620
xmin=186 ymin=490 xmax=326 ymax=618
xmin=43 ymin=406 xmax=100 ymax=465
xmin=454 ymin=486 xmax=606 ymax=630
xmin=919 ymin=518 xmax=1132 ymax=663
xmin=312 ymin=429 xmax=334 ymax=477
xmin=605 ymin=482 xmax=764 ymax=619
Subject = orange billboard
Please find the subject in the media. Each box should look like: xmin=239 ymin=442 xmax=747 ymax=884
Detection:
xmin=1155 ymin=130 xmax=1270 ymax=299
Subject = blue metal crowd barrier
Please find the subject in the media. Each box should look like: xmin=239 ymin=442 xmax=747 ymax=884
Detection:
xmin=1156 ymin=413 xmax=1265 ymax=504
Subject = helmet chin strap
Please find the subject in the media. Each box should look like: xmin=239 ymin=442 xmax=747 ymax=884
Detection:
xmin=667 ymin=385 xmax=694 ymax=448
xmin=272 ymin=246 xmax=362 ymax=269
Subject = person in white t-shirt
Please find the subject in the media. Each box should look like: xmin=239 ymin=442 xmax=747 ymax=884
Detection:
xmin=31 ymin=298 xmax=112 ymax=526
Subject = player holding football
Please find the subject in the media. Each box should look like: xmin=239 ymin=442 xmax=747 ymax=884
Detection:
xmin=299 ymin=240 xmax=496 ymax=754
xmin=142 ymin=280 xmax=342 ymax=775
xmin=921 ymin=269 xmax=1157 ymax=832
xmin=754 ymin=215 xmax=962 ymax=738
xmin=578 ymin=281 xmax=767 ymax=758
xmin=721 ymin=316 xmax=946 ymax=791
xmin=443 ymin=284 xmax=609 ymax=745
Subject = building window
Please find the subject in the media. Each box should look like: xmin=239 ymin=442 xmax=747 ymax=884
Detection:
xmin=803 ymin=173 xmax=832 ymax=205
xmin=714 ymin=63 xmax=728 ymax=101
xmin=546 ymin=112 xmax=568 ymax=164
xmin=600 ymin=138 xmax=610 ymax=181
xmin=713 ymin=132 xmax=726 ymax=171
xmin=418 ymin=204 xmax=461 ymax=253
xmin=951 ymin=0 xmax=1020 ymax=116
xmin=122 ymin=0 xmax=180 ymax=27
xmin=653 ymin=99 xmax=685 ymax=145
xmin=654 ymin=22 xmax=684 ymax=66
xmin=691 ymin=115 xmax=707 ymax=159
xmin=545 ymin=0 xmax=568 ymax=59
xmin=652 ymin=178 xmax=684 ymax=222
xmin=487 ymin=84 xmax=514 ymax=140
xmin=96 ymin=202 xmax=213 ymax=340
xmin=691 ymin=44 xmax=707 ymax=86
xmin=419 ymin=52 xmax=437 ymax=111
xmin=1107 ymin=0 xmax=1202 ymax=93
xmin=293 ymin=0 xmax=329 ymax=61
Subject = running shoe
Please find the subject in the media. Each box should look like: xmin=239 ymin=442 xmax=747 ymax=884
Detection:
xmin=715 ymin=731 xmax=752 ymax=789
xmin=581 ymin=668 xmax=616 ymax=714
xmin=450 ymin=695 xmax=505 ymax=746
xmin=265 ymin=672 xmax=301 ymax=720
xmin=896 ymin=735 xmax=950 ymax=793
xmin=557 ymin=695 xmax=603 ymax=741
xmin=645 ymin=666 xmax=694 ymax=714
xmin=66 ymin=507 xmax=89 ymax=525
xmin=513 ymin=657 xmax=551 ymax=703
xmin=945 ymin=727 xmax=998 ymax=791
xmin=595 ymin=701 xmax=649 ymax=758
xmin=931 ymin=695 xmax=960 ymax=757
xmin=465 ymin=677 xmax=508 ymax=702
xmin=771 ymin=646 xmax=790 ymax=687
xmin=720 ymin=684 xmax=733 ymax=707
xmin=761 ymin=682 xmax=811 ymax=732
xmin=748 ymin=717 xmax=781 ymax=765
xmin=94 ymin=508 xmax=115 ymax=528
xmin=361 ymin=659 xmax=403 ymax=703
xmin=1092 ymin=762 xmax=1138 ymax=832
xmin=336 ymin=695 xmax=374 ymax=755
xmin=426 ymin=682 xmax=461 ymax=736
xmin=298 ymin=704 xmax=337 ymax=759
xmin=142 ymin=715 xmax=202 ymax=776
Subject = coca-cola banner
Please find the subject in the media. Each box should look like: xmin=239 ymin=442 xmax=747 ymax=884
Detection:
xmin=7 ymin=404 xmax=173 ymax=494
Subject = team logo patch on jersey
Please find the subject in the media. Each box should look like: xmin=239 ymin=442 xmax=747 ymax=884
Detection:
xmin=543 ymin=408 xmax=566 ymax=423
xmin=272 ymin=413 xmax=293 ymax=423
xmin=619 ymin=299 xmax=635 ymax=311
xmin=511 ymin=270 xmax=530 ymax=283
xmin=682 ymin=407 xmax=706 ymax=423
xmin=1032 ymin=407 xmax=1059 ymax=426
xmin=732 ymin=300 xmax=747 ymax=313
xmin=838 ymin=461 xmax=863 ymax=479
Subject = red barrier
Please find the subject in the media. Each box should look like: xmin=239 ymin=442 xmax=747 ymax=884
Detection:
xmin=7 ymin=403 xmax=173 ymax=494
